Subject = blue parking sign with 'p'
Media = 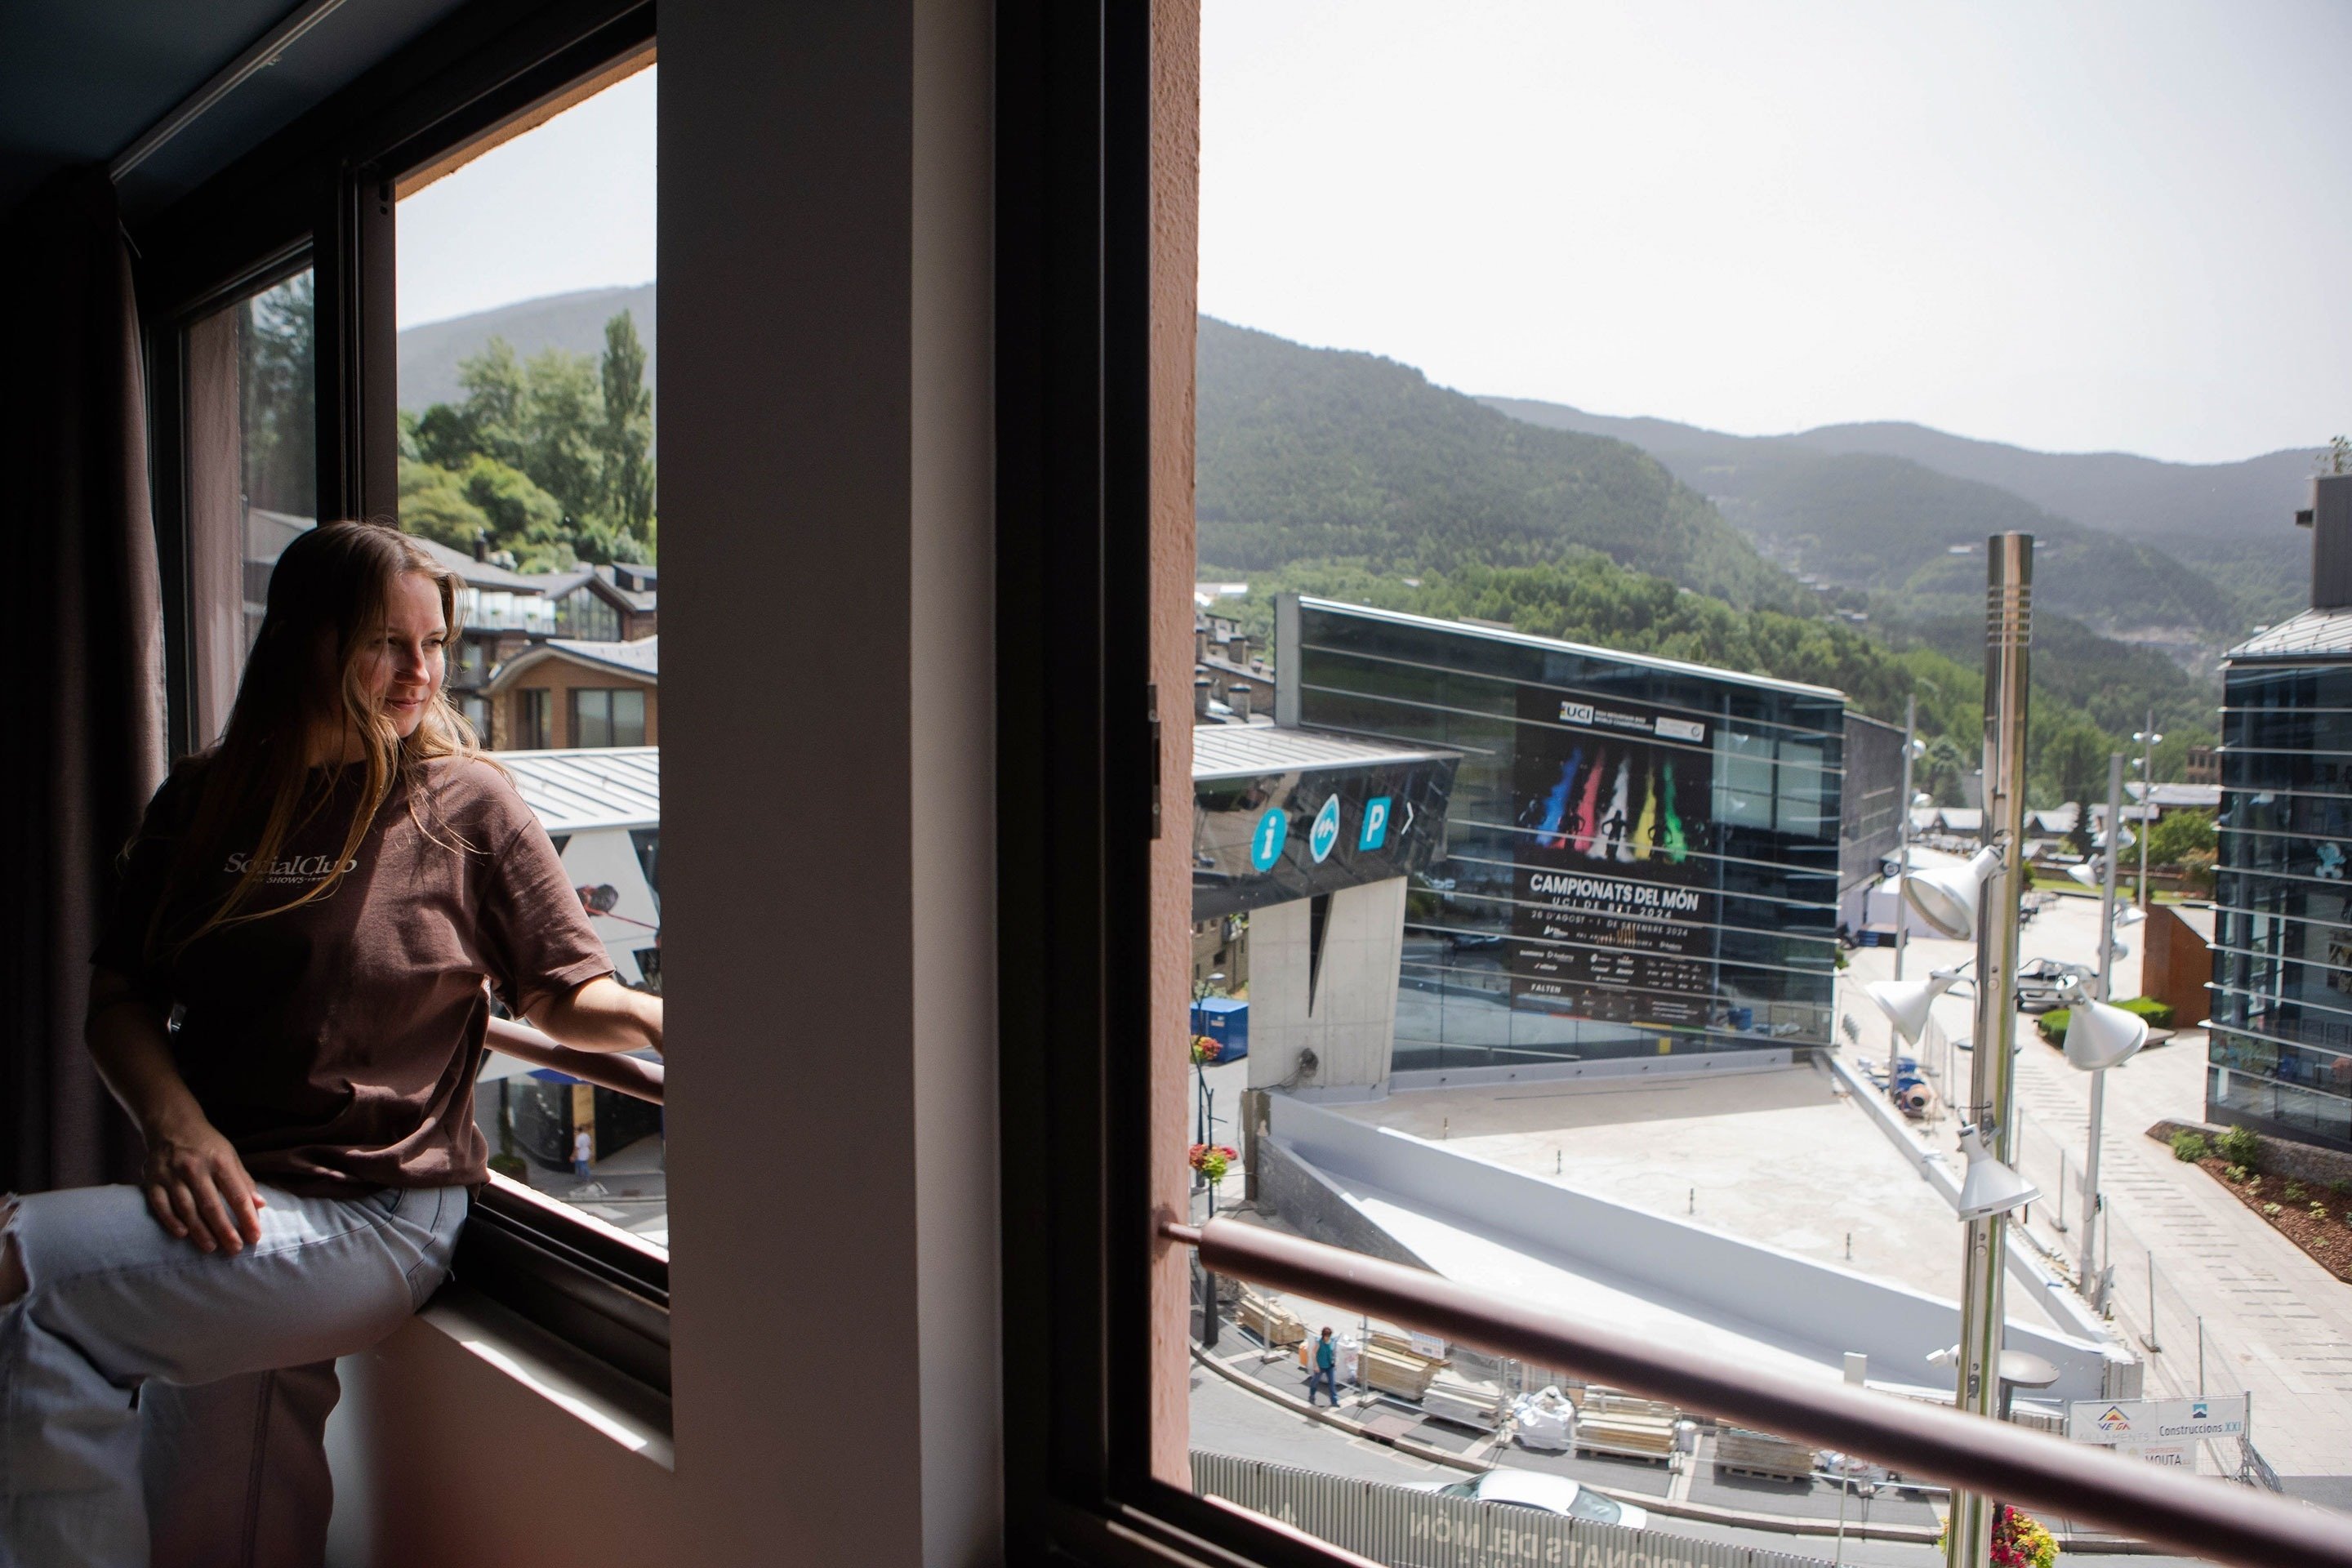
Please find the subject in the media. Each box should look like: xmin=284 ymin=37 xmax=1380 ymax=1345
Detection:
xmin=1359 ymin=795 xmax=1392 ymax=851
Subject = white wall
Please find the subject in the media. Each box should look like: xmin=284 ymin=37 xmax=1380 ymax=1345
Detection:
xmin=1265 ymin=1094 xmax=2117 ymax=1401
xmin=1248 ymin=878 xmax=1407 ymax=1096
xmin=324 ymin=3 xmax=1002 ymax=1563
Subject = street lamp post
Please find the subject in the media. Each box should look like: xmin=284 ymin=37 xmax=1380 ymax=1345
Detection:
xmin=1894 ymin=696 xmax=1915 ymax=986
xmin=1948 ymin=533 xmax=2038 ymax=1568
xmin=2132 ymin=712 xmax=2163 ymax=908
xmin=2077 ymin=753 xmax=2125 ymax=1306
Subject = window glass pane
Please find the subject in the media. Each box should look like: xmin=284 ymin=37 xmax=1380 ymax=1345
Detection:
xmin=187 ymin=270 xmax=318 ymax=741
xmin=399 ymin=61 xmax=662 ymax=1248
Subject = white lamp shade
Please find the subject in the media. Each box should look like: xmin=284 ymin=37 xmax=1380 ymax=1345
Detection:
xmin=1954 ymin=1126 xmax=2040 ymax=1220
xmin=2117 ymin=905 xmax=2145 ymax=926
xmin=1905 ymin=848 xmax=2000 ymax=939
xmin=2064 ymin=996 xmax=2149 ymax=1072
xmin=1864 ymin=972 xmax=1958 ymax=1046
xmin=2065 ymin=862 xmax=2100 ymax=889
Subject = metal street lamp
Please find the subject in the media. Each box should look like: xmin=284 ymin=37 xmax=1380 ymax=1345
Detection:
xmin=1943 ymin=533 xmax=2037 ymax=1568
xmin=2068 ymin=753 xmax=2150 ymax=1308
xmin=1895 ymin=694 xmax=1924 ymax=982
xmin=2131 ymin=715 xmax=2163 ymax=907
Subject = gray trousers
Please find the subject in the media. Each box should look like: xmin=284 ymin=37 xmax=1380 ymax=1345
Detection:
xmin=0 ymin=1182 xmax=467 ymax=1568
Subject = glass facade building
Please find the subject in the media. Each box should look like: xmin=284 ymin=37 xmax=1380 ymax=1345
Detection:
xmin=2210 ymin=617 xmax=2352 ymax=1152
xmin=1278 ymin=596 xmax=1844 ymax=1073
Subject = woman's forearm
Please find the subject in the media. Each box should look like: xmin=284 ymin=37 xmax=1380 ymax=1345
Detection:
xmin=85 ymin=983 xmax=207 ymax=1139
xmin=530 ymin=975 xmax=662 ymax=1054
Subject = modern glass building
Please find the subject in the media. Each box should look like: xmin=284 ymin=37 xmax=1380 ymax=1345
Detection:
xmin=2210 ymin=610 xmax=2352 ymax=1152
xmin=1276 ymin=595 xmax=1845 ymax=1073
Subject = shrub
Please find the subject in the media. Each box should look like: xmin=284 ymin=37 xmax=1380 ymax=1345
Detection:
xmin=2216 ymin=1123 xmax=2263 ymax=1169
xmin=2285 ymin=1181 xmax=2308 ymax=1203
xmin=2263 ymin=1201 xmax=2283 ymax=1217
xmin=2170 ymin=1129 xmax=2211 ymax=1162
xmin=2332 ymin=1178 xmax=2352 ymax=1196
xmin=2225 ymin=1164 xmax=2252 ymax=1184
xmin=2312 ymin=1202 xmax=2329 ymax=1219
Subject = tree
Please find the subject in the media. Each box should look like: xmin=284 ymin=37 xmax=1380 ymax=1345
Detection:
xmin=599 ymin=311 xmax=656 ymax=544
xmin=241 ymin=272 xmax=315 ymax=515
xmin=2145 ymin=808 xmax=2216 ymax=867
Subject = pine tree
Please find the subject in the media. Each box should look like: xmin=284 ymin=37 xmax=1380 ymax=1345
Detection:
xmin=599 ymin=311 xmax=656 ymax=546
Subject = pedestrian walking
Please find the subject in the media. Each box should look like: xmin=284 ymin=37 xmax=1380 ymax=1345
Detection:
xmin=572 ymin=1125 xmax=595 ymax=1180
xmin=1306 ymin=1325 xmax=1339 ymax=1406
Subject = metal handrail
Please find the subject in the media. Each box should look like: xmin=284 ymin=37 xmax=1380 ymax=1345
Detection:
xmin=1165 ymin=1217 xmax=2352 ymax=1568
xmin=484 ymin=1017 xmax=663 ymax=1104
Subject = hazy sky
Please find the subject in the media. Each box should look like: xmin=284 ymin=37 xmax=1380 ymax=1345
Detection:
xmin=394 ymin=9 xmax=2352 ymax=464
xmin=395 ymin=64 xmax=655 ymax=333
xmin=1202 ymin=1 xmax=2352 ymax=463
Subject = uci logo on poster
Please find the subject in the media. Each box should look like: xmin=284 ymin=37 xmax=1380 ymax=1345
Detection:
xmin=1309 ymin=795 xmax=1343 ymax=862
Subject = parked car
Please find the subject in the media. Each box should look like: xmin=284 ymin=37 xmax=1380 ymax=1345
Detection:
xmin=1432 ymin=1469 xmax=1650 ymax=1530
xmin=2014 ymin=956 xmax=2094 ymax=1013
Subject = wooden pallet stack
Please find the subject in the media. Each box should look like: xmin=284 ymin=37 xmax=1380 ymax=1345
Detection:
xmin=1571 ymin=1388 xmax=1681 ymax=1463
xmin=1236 ymin=1289 xmax=1304 ymax=1348
xmin=1713 ymin=1425 xmax=1818 ymax=1482
xmin=1359 ymin=1331 xmax=1447 ymax=1401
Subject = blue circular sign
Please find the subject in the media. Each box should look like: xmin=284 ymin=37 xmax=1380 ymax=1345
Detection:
xmin=1309 ymin=795 xmax=1343 ymax=863
xmin=1250 ymin=808 xmax=1289 ymax=872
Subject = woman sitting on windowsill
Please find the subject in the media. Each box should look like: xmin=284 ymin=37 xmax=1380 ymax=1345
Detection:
xmin=0 ymin=521 xmax=662 ymax=1568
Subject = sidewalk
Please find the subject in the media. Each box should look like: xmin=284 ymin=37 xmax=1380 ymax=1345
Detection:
xmin=1839 ymin=901 xmax=2352 ymax=1484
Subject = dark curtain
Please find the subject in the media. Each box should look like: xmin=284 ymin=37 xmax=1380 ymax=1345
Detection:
xmin=0 ymin=167 xmax=167 ymax=1193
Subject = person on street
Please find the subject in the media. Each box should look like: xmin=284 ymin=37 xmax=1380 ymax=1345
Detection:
xmin=0 ymin=522 xmax=664 ymax=1568
xmin=572 ymin=1125 xmax=595 ymax=1180
xmin=1307 ymin=1325 xmax=1339 ymax=1405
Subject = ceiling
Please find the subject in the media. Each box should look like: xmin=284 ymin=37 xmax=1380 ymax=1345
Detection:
xmin=0 ymin=0 xmax=473 ymax=225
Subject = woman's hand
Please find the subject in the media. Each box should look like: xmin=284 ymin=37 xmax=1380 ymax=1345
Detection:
xmin=140 ymin=1111 xmax=265 ymax=1254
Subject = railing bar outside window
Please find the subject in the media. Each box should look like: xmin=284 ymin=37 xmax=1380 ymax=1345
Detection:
xmin=1165 ymin=1217 xmax=2352 ymax=1568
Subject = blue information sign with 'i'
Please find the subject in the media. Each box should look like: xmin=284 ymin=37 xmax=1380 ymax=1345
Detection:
xmin=1250 ymin=808 xmax=1289 ymax=872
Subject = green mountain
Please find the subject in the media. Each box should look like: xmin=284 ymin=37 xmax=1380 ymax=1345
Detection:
xmin=1481 ymin=397 xmax=2252 ymax=642
xmin=399 ymin=283 xmax=656 ymax=417
xmin=1196 ymin=318 xmax=1799 ymax=610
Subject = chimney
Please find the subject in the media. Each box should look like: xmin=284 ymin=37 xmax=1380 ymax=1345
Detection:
xmin=1230 ymin=634 xmax=1250 ymax=667
xmin=1193 ymin=677 xmax=1212 ymax=720
xmin=2309 ymin=474 xmax=2352 ymax=610
xmin=1195 ymin=627 xmax=1208 ymax=662
xmin=1231 ymin=684 xmax=1253 ymax=721
xmin=473 ymin=531 xmax=489 ymax=564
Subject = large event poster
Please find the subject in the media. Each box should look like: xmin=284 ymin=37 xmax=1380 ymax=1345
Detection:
xmin=1508 ymin=687 xmax=1719 ymax=1025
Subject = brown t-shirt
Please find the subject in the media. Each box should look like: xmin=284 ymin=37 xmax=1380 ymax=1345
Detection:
xmin=93 ymin=754 xmax=614 ymax=1196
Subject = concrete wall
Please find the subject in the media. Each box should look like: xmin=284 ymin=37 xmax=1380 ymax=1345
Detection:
xmin=1248 ymin=878 xmax=1407 ymax=1096
xmin=1264 ymin=1094 xmax=2116 ymax=1401
xmin=2140 ymin=903 xmax=2212 ymax=1028
xmin=323 ymin=4 xmax=1004 ymax=1564
xmin=1253 ymin=1131 xmax=1433 ymax=1272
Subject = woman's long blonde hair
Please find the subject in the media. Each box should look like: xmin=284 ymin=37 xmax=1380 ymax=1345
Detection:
xmin=147 ymin=521 xmax=489 ymax=959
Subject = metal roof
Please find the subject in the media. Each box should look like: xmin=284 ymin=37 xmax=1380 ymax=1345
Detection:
xmin=488 ymin=635 xmax=660 ymax=693
xmin=2225 ymin=608 xmax=2352 ymax=662
xmin=1192 ymin=724 xmax=1452 ymax=782
xmin=1298 ymin=596 xmax=1847 ymax=702
xmin=497 ymin=746 xmax=659 ymax=831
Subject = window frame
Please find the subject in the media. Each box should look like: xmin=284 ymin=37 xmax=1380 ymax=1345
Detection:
xmin=995 ymin=7 xmax=1357 ymax=1566
xmin=134 ymin=0 xmax=666 ymax=1401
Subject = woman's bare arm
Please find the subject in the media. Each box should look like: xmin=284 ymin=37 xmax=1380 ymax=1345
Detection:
xmin=528 ymin=974 xmax=662 ymax=1056
xmin=85 ymin=968 xmax=265 ymax=1254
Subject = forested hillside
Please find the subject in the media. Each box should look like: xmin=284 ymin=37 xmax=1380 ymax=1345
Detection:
xmin=1196 ymin=318 xmax=2222 ymax=806
xmin=1196 ymin=318 xmax=1798 ymax=610
xmin=1483 ymin=396 xmax=2247 ymax=639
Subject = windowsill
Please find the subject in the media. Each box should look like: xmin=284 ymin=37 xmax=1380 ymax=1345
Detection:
xmin=419 ymin=1281 xmax=675 ymax=1468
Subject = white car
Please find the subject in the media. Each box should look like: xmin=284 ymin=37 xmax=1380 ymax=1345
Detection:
xmin=1432 ymin=1469 xmax=1650 ymax=1530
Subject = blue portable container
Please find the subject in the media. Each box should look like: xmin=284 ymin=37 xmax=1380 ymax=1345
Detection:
xmin=1190 ymin=996 xmax=1250 ymax=1060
